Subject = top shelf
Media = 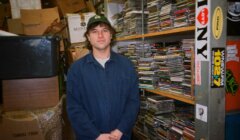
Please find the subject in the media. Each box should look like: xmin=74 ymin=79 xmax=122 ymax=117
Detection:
xmin=116 ymin=26 xmax=195 ymax=41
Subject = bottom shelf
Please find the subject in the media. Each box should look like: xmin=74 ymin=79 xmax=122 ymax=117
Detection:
xmin=144 ymin=89 xmax=195 ymax=105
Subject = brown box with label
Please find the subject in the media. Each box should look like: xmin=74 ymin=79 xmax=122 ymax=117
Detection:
xmin=2 ymin=76 xmax=59 ymax=111
xmin=0 ymin=98 xmax=63 ymax=140
xmin=0 ymin=112 xmax=45 ymax=140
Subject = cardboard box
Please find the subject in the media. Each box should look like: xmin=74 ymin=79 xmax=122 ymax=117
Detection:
xmin=2 ymin=76 xmax=59 ymax=111
xmin=10 ymin=0 xmax=41 ymax=19
xmin=7 ymin=18 xmax=24 ymax=34
xmin=20 ymin=7 xmax=60 ymax=35
xmin=67 ymin=45 xmax=89 ymax=65
xmin=0 ymin=112 xmax=45 ymax=140
xmin=0 ymin=97 xmax=63 ymax=140
xmin=66 ymin=12 xmax=95 ymax=43
xmin=51 ymin=0 xmax=86 ymax=16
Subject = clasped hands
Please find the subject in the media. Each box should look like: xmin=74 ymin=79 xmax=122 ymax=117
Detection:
xmin=96 ymin=129 xmax=123 ymax=140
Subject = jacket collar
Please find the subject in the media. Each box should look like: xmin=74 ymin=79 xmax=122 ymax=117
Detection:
xmin=86 ymin=50 xmax=117 ymax=64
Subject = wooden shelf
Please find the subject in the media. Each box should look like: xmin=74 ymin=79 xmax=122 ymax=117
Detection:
xmin=116 ymin=34 xmax=143 ymax=41
xmin=116 ymin=26 xmax=195 ymax=41
xmin=145 ymin=89 xmax=195 ymax=105
xmin=143 ymin=26 xmax=195 ymax=38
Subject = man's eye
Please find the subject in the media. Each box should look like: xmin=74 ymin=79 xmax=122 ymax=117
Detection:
xmin=91 ymin=30 xmax=97 ymax=33
xmin=103 ymin=29 xmax=110 ymax=32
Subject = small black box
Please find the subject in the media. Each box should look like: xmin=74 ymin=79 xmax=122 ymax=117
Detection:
xmin=0 ymin=36 xmax=59 ymax=79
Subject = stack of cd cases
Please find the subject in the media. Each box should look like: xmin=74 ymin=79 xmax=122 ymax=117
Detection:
xmin=172 ymin=0 xmax=195 ymax=28
xmin=147 ymin=0 xmax=162 ymax=33
xmin=112 ymin=12 xmax=125 ymax=37
xmin=144 ymin=95 xmax=175 ymax=139
xmin=124 ymin=10 xmax=148 ymax=35
xmin=122 ymin=0 xmax=148 ymax=35
xmin=181 ymin=39 xmax=195 ymax=97
xmin=118 ymin=43 xmax=139 ymax=68
xmin=159 ymin=0 xmax=174 ymax=30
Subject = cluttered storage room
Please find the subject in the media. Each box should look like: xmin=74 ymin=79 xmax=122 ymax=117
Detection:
xmin=0 ymin=0 xmax=240 ymax=140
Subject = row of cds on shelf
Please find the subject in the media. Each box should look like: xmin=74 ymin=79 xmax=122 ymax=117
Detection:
xmin=113 ymin=0 xmax=195 ymax=36
xmin=134 ymin=94 xmax=195 ymax=140
xmin=118 ymin=38 xmax=195 ymax=97
xmin=147 ymin=0 xmax=195 ymax=32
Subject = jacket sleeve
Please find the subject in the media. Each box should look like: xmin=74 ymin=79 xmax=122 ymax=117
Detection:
xmin=117 ymin=63 xmax=140 ymax=136
xmin=66 ymin=66 xmax=101 ymax=139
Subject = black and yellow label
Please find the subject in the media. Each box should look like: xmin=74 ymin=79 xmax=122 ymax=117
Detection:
xmin=211 ymin=48 xmax=225 ymax=88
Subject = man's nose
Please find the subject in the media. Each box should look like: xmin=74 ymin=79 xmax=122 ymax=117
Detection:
xmin=98 ymin=31 xmax=103 ymax=38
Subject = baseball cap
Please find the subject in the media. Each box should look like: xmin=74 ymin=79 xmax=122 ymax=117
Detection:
xmin=87 ymin=15 xmax=111 ymax=28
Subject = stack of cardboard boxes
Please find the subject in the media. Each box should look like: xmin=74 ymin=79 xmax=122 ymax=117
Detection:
xmin=0 ymin=35 xmax=61 ymax=140
xmin=0 ymin=0 xmax=98 ymax=139
xmin=1 ymin=1 xmax=62 ymax=139
xmin=5 ymin=0 xmax=95 ymax=65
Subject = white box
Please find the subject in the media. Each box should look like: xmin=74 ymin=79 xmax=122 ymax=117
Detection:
xmin=66 ymin=12 xmax=95 ymax=43
xmin=10 ymin=0 xmax=41 ymax=18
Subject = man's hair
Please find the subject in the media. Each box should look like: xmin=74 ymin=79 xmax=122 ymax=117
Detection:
xmin=84 ymin=21 xmax=116 ymax=50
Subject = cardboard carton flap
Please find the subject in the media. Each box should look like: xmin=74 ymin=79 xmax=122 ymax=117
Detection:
xmin=20 ymin=7 xmax=59 ymax=25
xmin=21 ymin=9 xmax=41 ymax=25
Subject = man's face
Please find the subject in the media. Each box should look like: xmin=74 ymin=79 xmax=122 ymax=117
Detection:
xmin=87 ymin=24 xmax=112 ymax=51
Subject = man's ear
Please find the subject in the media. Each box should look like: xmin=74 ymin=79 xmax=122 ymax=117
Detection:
xmin=86 ymin=34 xmax=90 ymax=40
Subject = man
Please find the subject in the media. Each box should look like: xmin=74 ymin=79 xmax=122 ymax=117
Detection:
xmin=66 ymin=14 xmax=140 ymax=140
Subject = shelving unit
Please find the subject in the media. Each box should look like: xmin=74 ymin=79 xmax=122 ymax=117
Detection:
xmin=108 ymin=0 xmax=227 ymax=139
xmin=117 ymin=25 xmax=196 ymax=105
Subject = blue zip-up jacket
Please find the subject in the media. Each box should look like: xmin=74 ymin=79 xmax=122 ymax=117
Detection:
xmin=66 ymin=51 xmax=140 ymax=140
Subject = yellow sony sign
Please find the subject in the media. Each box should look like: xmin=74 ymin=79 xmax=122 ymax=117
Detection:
xmin=212 ymin=6 xmax=223 ymax=40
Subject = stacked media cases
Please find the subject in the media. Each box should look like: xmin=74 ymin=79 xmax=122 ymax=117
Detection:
xmin=112 ymin=12 xmax=125 ymax=37
xmin=117 ymin=27 xmax=195 ymax=140
xmin=181 ymin=38 xmax=195 ymax=97
xmin=123 ymin=0 xmax=148 ymax=35
xmin=172 ymin=0 xmax=195 ymax=28
xmin=169 ymin=103 xmax=195 ymax=140
xmin=147 ymin=0 xmax=162 ymax=33
xmin=118 ymin=43 xmax=139 ymax=69
xmin=138 ymin=43 xmax=159 ymax=89
xmin=125 ymin=11 xmax=148 ymax=35
xmin=146 ymin=0 xmax=196 ymax=32
xmin=119 ymin=39 xmax=195 ymax=96
xmin=159 ymin=0 xmax=174 ymax=30
xmin=137 ymin=95 xmax=176 ymax=140
xmin=113 ymin=0 xmax=196 ymax=36
xmin=145 ymin=95 xmax=175 ymax=140
xmin=153 ymin=41 xmax=184 ymax=94
xmin=134 ymin=94 xmax=195 ymax=140
xmin=115 ymin=1 xmax=196 ymax=139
